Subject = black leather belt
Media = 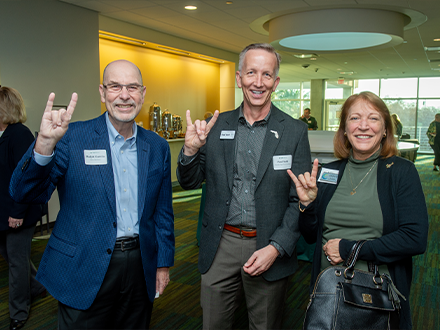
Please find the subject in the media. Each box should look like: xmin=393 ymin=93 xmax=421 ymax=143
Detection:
xmin=114 ymin=236 xmax=139 ymax=251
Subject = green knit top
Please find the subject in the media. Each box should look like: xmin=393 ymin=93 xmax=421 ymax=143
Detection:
xmin=320 ymin=148 xmax=389 ymax=275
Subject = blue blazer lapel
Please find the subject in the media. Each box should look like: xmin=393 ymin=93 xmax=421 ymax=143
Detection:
xmin=255 ymin=108 xmax=284 ymax=189
xmin=136 ymin=130 xmax=150 ymax=221
xmin=93 ymin=115 xmax=117 ymax=220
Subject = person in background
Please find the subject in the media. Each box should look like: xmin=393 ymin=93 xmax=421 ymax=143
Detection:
xmin=10 ymin=60 xmax=175 ymax=329
xmin=289 ymin=92 xmax=429 ymax=330
xmin=177 ymin=43 xmax=311 ymax=329
xmin=0 ymin=86 xmax=46 ymax=330
xmin=426 ymin=113 xmax=440 ymax=171
xmin=392 ymin=113 xmax=403 ymax=139
xmin=299 ymin=107 xmax=318 ymax=130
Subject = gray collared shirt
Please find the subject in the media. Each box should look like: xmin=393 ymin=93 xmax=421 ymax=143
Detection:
xmin=225 ymin=107 xmax=269 ymax=228
xmin=179 ymin=105 xmax=284 ymax=255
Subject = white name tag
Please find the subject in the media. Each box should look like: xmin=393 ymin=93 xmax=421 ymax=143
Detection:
xmin=220 ymin=130 xmax=235 ymax=139
xmin=273 ymin=155 xmax=292 ymax=170
xmin=84 ymin=150 xmax=107 ymax=165
xmin=318 ymin=168 xmax=339 ymax=184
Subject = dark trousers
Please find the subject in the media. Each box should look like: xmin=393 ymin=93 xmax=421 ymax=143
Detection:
xmin=200 ymin=230 xmax=289 ymax=330
xmin=431 ymin=143 xmax=440 ymax=166
xmin=58 ymin=246 xmax=153 ymax=330
xmin=0 ymin=223 xmax=46 ymax=320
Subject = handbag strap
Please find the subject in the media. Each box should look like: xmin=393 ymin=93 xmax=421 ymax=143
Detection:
xmin=343 ymin=240 xmax=406 ymax=309
xmin=343 ymin=240 xmax=366 ymax=268
xmin=343 ymin=240 xmax=380 ymax=280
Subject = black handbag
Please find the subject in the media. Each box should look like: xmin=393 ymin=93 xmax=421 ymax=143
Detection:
xmin=303 ymin=240 xmax=405 ymax=330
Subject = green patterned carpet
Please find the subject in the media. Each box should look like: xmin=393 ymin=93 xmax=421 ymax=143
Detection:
xmin=0 ymin=156 xmax=438 ymax=329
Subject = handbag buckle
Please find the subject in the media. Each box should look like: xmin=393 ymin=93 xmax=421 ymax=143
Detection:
xmin=373 ymin=274 xmax=383 ymax=285
xmin=344 ymin=268 xmax=355 ymax=280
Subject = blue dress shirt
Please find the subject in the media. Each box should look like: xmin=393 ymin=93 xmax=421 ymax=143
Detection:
xmin=34 ymin=112 xmax=139 ymax=238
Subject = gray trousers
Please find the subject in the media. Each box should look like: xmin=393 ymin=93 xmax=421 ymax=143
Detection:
xmin=201 ymin=229 xmax=289 ymax=330
xmin=0 ymin=223 xmax=45 ymax=320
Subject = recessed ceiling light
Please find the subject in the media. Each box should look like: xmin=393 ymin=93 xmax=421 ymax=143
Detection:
xmin=339 ymin=71 xmax=354 ymax=75
xmin=185 ymin=5 xmax=197 ymax=10
xmin=226 ymin=1 xmax=233 ymax=4
xmin=425 ymin=46 xmax=440 ymax=51
xmin=293 ymin=53 xmax=318 ymax=59
xmin=434 ymin=38 xmax=440 ymax=42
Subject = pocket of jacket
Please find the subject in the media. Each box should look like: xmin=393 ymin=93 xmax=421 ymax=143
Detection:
xmin=48 ymin=233 xmax=77 ymax=258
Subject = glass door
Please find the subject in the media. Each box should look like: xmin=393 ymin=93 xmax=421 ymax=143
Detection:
xmin=325 ymin=100 xmax=345 ymax=131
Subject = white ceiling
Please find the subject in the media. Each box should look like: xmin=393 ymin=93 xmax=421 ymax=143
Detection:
xmin=60 ymin=0 xmax=440 ymax=83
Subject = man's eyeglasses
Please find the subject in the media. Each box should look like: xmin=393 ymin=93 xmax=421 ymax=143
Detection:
xmin=103 ymin=84 xmax=144 ymax=93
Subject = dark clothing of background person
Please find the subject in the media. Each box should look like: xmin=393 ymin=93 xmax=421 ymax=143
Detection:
xmin=299 ymin=115 xmax=318 ymax=130
xmin=0 ymin=123 xmax=45 ymax=323
xmin=426 ymin=119 xmax=440 ymax=170
xmin=433 ymin=122 xmax=440 ymax=167
xmin=395 ymin=121 xmax=403 ymax=138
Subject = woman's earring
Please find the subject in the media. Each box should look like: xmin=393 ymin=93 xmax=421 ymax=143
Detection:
xmin=383 ymin=132 xmax=386 ymax=137
xmin=344 ymin=132 xmax=347 ymax=136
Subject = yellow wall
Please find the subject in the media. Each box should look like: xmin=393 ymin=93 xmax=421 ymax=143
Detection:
xmin=99 ymin=39 xmax=221 ymax=127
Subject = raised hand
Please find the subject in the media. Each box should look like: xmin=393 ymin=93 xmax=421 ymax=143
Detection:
xmin=287 ymin=158 xmax=319 ymax=206
xmin=35 ymin=93 xmax=78 ymax=155
xmin=183 ymin=109 xmax=219 ymax=156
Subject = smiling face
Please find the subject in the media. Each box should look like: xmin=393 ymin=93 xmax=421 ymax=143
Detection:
xmin=236 ymin=49 xmax=280 ymax=115
xmin=345 ymin=100 xmax=386 ymax=160
xmin=99 ymin=60 xmax=146 ymax=133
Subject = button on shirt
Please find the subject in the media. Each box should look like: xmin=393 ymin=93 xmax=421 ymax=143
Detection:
xmin=106 ymin=113 xmax=139 ymax=238
xmin=225 ymin=108 xmax=268 ymax=228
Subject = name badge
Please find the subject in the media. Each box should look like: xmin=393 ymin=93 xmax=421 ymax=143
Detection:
xmin=273 ymin=155 xmax=292 ymax=170
xmin=318 ymin=168 xmax=339 ymax=184
xmin=84 ymin=150 xmax=107 ymax=165
xmin=220 ymin=130 xmax=235 ymax=139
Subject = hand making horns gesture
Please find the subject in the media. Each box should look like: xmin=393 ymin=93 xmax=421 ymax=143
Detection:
xmin=183 ymin=109 xmax=219 ymax=156
xmin=287 ymin=158 xmax=319 ymax=207
xmin=34 ymin=92 xmax=78 ymax=156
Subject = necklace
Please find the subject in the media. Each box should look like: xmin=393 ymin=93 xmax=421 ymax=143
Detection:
xmin=347 ymin=159 xmax=378 ymax=195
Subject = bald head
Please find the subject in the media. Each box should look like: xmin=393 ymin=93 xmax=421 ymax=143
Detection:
xmin=103 ymin=60 xmax=143 ymax=85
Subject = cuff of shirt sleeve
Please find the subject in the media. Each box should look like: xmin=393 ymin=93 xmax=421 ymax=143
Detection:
xmin=33 ymin=150 xmax=54 ymax=166
xmin=270 ymin=241 xmax=285 ymax=258
xmin=178 ymin=146 xmax=199 ymax=165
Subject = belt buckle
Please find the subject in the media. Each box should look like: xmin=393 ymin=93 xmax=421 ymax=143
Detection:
xmin=120 ymin=241 xmax=126 ymax=252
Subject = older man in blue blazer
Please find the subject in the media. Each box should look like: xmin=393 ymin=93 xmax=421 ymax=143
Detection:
xmin=10 ymin=60 xmax=175 ymax=329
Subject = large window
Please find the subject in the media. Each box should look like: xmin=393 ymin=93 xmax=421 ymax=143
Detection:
xmin=271 ymin=82 xmax=310 ymax=119
xmin=326 ymin=77 xmax=440 ymax=153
